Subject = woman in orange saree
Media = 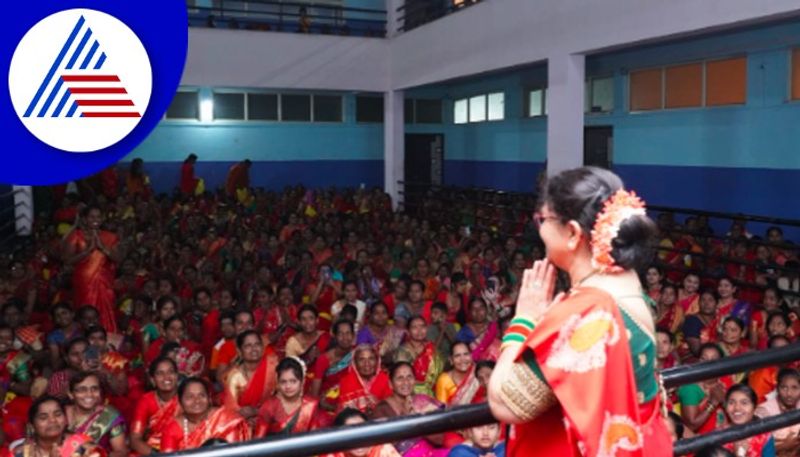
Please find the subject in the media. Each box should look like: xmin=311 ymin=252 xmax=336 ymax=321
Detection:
xmin=130 ymin=358 xmax=180 ymax=455
xmin=160 ymin=378 xmax=250 ymax=452
xmin=487 ymin=167 xmax=672 ymax=457
xmin=434 ymin=342 xmax=480 ymax=407
xmin=63 ymin=206 xmax=120 ymax=334
xmin=256 ymin=357 xmax=318 ymax=437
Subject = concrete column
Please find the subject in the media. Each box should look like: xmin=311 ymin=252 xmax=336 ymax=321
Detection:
xmin=384 ymin=90 xmax=404 ymax=209
xmin=385 ymin=0 xmax=403 ymax=38
xmin=12 ymin=186 xmax=33 ymax=236
xmin=546 ymin=53 xmax=585 ymax=175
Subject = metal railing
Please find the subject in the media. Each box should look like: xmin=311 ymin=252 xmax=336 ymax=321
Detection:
xmin=396 ymin=0 xmax=486 ymax=33
xmin=154 ymin=343 xmax=800 ymax=457
xmin=187 ymin=0 xmax=387 ymax=37
xmin=396 ymin=181 xmax=800 ymax=296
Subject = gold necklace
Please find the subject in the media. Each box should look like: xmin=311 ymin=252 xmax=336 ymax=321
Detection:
xmin=573 ymin=269 xmax=601 ymax=289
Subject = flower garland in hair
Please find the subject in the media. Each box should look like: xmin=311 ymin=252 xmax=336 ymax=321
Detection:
xmin=590 ymin=189 xmax=647 ymax=273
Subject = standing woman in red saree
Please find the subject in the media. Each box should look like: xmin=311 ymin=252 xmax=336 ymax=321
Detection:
xmin=488 ymin=167 xmax=672 ymax=457
xmin=64 ymin=205 xmax=121 ymax=334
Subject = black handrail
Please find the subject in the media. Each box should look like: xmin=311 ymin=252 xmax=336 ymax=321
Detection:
xmin=153 ymin=343 xmax=800 ymax=457
xmin=673 ymin=409 xmax=800 ymax=455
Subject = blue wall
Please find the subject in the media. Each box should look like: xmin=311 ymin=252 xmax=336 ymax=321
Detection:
xmin=406 ymin=19 xmax=800 ymax=219
xmin=125 ymin=90 xmax=384 ymax=193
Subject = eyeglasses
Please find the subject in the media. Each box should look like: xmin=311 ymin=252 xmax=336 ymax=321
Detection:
xmin=533 ymin=213 xmax=559 ymax=228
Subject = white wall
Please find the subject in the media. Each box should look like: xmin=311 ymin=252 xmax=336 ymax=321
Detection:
xmin=390 ymin=0 xmax=800 ymax=89
xmin=184 ymin=0 xmax=800 ymax=91
xmin=183 ymin=28 xmax=391 ymax=91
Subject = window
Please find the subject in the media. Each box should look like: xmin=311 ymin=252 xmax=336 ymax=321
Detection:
xmin=587 ymin=77 xmax=614 ymax=113
xmin=793 ymin=48 xmax=800 ymax=100
xmin=630 ymin=57 xmax=747 ymax=112
xmin=665 ymin=63 xmax=703 ymax=109
xmin=281 ymin=94 xmax=311 ymax=121
xmin=526 ymin=89 xmax=546 ymax=117
xmin=212 ymin=92 xmax=245 ymax=120
xmin=630 ymin=68 xmax=663 ymax=111
xmin=415 ymin=99 xmax=443 ymax=123
xmin=487 ymin=92 xmax=504 ymax=121
xmin=313 ymin=95 xmax=342 ymax=122
xmin=166 ymin=90 xmax=199 ymax=120
xmin=454 ymin=99 xmax=468 ymax=124
xmin=705 ymin=57 xmax=746 ymax=106
xmin=247 ymin=93 xmax=278 ymax=121
xmin=356 ymin=96 xmax=383 ymax=123
xmin=468 ymin=95 xmax=486 ymax=122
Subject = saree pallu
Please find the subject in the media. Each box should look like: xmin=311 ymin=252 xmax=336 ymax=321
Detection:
xmin=69 ymin=406 xmax=126 ymax=452
xmin=161 ymin=408 xmax=250 ymax=452
xmin=255 ymin=396 xmax=318 ymax=437
xmin=508 ymin=287 xmax=673 ymax=457
xmin=319 ymin=444 xmax=400 ymax=457
xmin=678 ymin=293 xmax=699 ymax=315
xmin=435 ymin=368 xmax=481 ymax=407
xmin=130 ymin=392 xmax=180 ymax=451
xmin=66 ymin=229 xmax=119 ymax=333
xmin=357 ymin=326 xmax=406 ymax=361
xmin=380 ymin=395 xmax=447 ymax=457
xmin=722 ymin=431 xmax=774 ymax=457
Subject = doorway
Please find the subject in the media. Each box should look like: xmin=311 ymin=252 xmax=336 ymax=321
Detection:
xmin=404 ymin=133 xmax=444 ymax=211
xmin=584 ymin=126 xmax=613 ymax=169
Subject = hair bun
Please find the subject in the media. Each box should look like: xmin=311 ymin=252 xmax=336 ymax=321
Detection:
xmin=610 ymin=214 xmax=657 ymax=271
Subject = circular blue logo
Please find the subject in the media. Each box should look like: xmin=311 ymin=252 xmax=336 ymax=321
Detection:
xmin=2 ymin=0 xmax=187 ymax=185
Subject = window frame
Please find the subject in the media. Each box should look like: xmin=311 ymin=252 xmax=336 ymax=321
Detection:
xmin=210 ymin=89 xmax=247 ymax=122
xmin=245 ymin=91 xmax=280 ymax=122
xmin=164 ymin=89 xmax=201 ymax=121
xmin=585 ymin=75 xmax=615 ymax=114
xmin=524 ymin=87 xmax=547 ymax=118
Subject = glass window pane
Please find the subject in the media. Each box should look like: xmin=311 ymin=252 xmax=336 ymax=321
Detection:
xmin=487 ymin=92 xmax=504 ymax=120
xmin=356 ymin=96 xmax=383 ymax=123
xmin=469 ymin=95 xmax=486 ymax=122
xmin=247 ymin=93 xmax=278 ymax=120
xmin=630 ymin=68 xmax=663 ymax=111
xmin=590 ymin=77 xmax=614 ymax=112
xmin=213 ymin=92 xmax=245 ymax=120
xmin=166 ymin=91 xmax=199 ymax=119
xmin=528 ymin=89 xmax=544 ymax=117
xmin=281 ymin=94 xmax=311 ymax=121
xmin=415 ymin=99 xmax=442 ymax=123
xmin=454 ymin=99 xmax=468 ymax=124
xmin=313 ymin=95 xmax=342 ymax=122
xmin=706 ymin=57 xmax=747 ymax=106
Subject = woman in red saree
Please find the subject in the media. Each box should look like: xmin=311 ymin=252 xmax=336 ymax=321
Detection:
xmin=337 ymin=344 xmax=392 ymax=416
xmin=179 ymin=154 xmax=200 ymax=196
xmin=130 ymin=357 xmax=180 ymax=455
xmin=161 ymin=378 xmax=250 ymax=452
xmin=223 ymin=331 xmax=278 ymax=430
xmin=677 ymin=272 xmax=701 ymax=315
xmin=256 ymin=357 xmax=318 ymax=437
xmin=655 ymin=284 xmax=684 ymax=334
xmin=488 ymin=167 xmax=672 ymax=457
xmin=394 ymin=316 xmax=444 ymax=396
xmin=284 ymin=305 xmax=331 ymax=368
xmin=63 ymin=206 xmax=120 ymax=334
xmin=719 ymin=384 xmax=775 ymax=456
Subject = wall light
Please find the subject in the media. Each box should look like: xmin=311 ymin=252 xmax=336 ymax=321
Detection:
xmin=200 ymin=99 xmax=213 ymax=123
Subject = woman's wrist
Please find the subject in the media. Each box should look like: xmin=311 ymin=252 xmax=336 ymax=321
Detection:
xmin=501 ymin=315 xmax=537 ymax=350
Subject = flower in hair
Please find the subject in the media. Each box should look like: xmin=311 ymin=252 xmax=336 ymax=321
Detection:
xmin=590 ymin=189 xmax=647 ymax=273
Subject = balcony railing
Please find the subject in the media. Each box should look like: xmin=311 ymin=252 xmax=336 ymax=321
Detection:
xmin=186 ymin=0 xmax=387 ymax=37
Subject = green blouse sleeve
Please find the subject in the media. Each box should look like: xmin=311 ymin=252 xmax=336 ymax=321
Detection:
xmin=677 ymin=383 xmax=705 ymax=407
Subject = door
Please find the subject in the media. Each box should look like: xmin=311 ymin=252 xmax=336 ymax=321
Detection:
xmin=584 ymin=126 xmax=613 ymax=169
xmin=404 ymin=133 xmax=444 ymax=211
